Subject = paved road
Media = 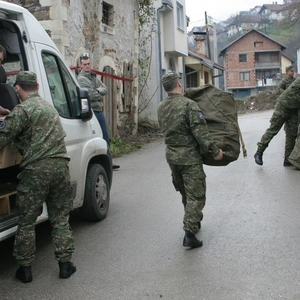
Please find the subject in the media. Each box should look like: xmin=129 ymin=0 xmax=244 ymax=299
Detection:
xmin=1 ymin=110 xmax=300 ymax=300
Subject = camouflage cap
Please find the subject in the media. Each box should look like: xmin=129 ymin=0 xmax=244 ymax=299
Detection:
xmin=286 ymin=66 xmax=294 ymax=72
xmin=14 ymin=71 xmax=37 ymax=86
xmin=161 ymin=71 xmax=180 ymax=85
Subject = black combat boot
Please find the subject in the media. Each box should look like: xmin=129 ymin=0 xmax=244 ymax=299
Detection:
xmin=254 ymin=151 xmax=263 ymax=165
xmin=183 ymin=232 xmax=203 ymax=248
xmin=59 ymin=261 xmax=76 ymax=279
xmin=15 ymin=266 xmax=33 ymax=283
xmin=283 ymin=157 xmax=292 ymax=166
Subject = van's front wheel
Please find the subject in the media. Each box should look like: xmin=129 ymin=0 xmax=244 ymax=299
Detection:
xmin=80 ymin=164 xmax=110 ymax=221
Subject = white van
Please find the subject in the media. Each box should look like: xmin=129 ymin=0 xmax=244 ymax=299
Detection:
xmin=0 ymin=1 xmax=113 ymax=241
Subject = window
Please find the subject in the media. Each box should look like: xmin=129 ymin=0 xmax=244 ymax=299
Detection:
xmin=240 ymin=72 xmax=250 ymax=81
xmin=42 ymin=52 xmax=81 ymax=118
xmin=186 ymin=66 xmax=197 ymax=88
xmin=239 ymin=54 xmax=247 ymax=62
xmin=102 ymin=1 xmax=114 ymax=27
xmin=204 ymin=71 xmax=209 ymax=84
xmin=254 ymin=41 xmax=263 ymax=48
xmin=177 ymin=2 xmax=184 ymax=30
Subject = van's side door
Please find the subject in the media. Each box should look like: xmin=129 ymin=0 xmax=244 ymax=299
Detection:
xmin=33 ymin=44 xmax=96 ymax=207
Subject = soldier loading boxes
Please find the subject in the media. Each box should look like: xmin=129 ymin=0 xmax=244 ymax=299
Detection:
xmin=0 ymin=1 xmax=113 ymax=241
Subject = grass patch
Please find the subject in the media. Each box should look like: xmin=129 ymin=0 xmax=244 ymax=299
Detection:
xmin=110 ymin=137 xmax=142 ymax=157
xmin=109 ymin=118 xmax=161 ymax=158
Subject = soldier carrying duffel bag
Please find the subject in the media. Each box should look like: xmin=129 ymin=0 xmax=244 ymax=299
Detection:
xmin=185 ymin=84 xmax=247 ymax=166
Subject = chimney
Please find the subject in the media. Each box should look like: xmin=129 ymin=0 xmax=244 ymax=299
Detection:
xmin=193 ymin=32 xmax=207 ymax=56
xmin=194 ymin=36 xmax=206 ymax=56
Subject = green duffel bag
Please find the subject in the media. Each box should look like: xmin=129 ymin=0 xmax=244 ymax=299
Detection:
xmin=185 ymin=84 xmax=247 ymax=166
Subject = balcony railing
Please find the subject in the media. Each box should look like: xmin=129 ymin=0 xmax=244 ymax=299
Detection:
xmin=256 ymin=78 xmax=281 ymax=87
xmin=255 ymin=62 xmax=280 ymax=69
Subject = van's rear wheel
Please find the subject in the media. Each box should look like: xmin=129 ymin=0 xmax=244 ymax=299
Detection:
xmin=80 ymin=164 xmax=110 ymax=221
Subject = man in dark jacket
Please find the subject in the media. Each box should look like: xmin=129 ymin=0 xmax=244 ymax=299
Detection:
xmin=77 ymin=53 xmax=119 ymax=169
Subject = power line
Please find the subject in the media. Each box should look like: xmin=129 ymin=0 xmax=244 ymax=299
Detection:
xmin=189 ymin=19 xmax=205 ymax=24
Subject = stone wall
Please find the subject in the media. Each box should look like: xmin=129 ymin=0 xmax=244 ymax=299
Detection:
xmin=4 ymin=0 xmax=139 ymax=137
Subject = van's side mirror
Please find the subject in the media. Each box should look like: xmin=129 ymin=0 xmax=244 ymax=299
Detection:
xmin=79 ymin=88 xmax=93 ymax=122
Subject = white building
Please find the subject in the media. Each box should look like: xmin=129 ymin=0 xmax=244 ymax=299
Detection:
xmin=139 ymin=0 xmax=188 ymax=121
xmin=259 ymin=3 xmax=286 ymax=21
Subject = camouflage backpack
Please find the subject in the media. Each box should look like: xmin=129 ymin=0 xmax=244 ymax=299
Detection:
xmin=185 ymin=84 xmax=247 ymax=166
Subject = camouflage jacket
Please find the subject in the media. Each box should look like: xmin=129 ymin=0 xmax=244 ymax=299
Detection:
xmin=277 ymin=77 xmax=300 ymax=114
xmin=0 ymin=92 xmax=68 ymax=168
xmin=157 ymin=93 xmax=220 ymax=166
xmin=278 ymin=76 xmax=296 ymax=94
xmin=77 ymin=69 xmax=108 ymax=112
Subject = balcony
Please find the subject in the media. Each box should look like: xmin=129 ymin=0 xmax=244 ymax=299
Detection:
xmin=256 ymin=78 xmax=277 ymax=87
xmin=255 ymin=62 xmax=281 ymax=69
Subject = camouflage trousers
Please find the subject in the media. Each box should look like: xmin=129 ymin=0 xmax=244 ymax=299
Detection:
xmin=169 ymin=163 xmax=206 ymax=235
xmin=257 ymin=104 xmax=291 ymax=153
xmin=284 ymin=111 xmax=299 ymax=157
xmin=288 ymin=124 xmax=300 ymax=169
xmin=13 ymin=158 xmax=75 ymax=267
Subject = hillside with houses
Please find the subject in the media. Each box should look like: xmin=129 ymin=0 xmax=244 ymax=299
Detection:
xmin=187 ymin=0 xmax=300 ymax=98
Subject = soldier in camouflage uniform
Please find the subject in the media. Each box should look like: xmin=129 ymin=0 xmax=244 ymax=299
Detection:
xmin=254 ymin=74 xmax=300 ymax=166
xmin=0 ymin=71 xmax=76 ymax=283
xmin=157 ymin=71 xmax=224 ymax=248
xmin=278 ymin=66 xmax=297 ymax=166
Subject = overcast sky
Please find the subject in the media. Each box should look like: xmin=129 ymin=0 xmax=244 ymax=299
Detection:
xmin=185 ymin=0 xmax=283 ymax=29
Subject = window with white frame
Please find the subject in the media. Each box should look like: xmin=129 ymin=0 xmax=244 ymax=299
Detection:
xmin=177 ymin=2 xmax=184 ymax=30
xmin=240 ymin=71 xmax=250 ymax=81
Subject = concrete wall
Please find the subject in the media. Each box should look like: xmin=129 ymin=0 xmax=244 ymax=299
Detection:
xmin=282 ymin=56 xmax=293 ymax=75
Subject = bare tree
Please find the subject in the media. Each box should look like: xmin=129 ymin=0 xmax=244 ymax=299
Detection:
xmin=280 ymin=0 xmax=300 ymax=28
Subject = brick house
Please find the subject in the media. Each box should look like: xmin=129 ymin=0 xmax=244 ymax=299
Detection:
xmin=219 ymin=29 xmax=286 ymax=98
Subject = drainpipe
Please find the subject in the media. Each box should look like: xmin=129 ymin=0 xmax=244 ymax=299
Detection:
xmin=157 ymin=1 xmax=173 ymax=103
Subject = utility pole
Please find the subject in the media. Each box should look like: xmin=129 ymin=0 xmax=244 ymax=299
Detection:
xmin=205 ymin=12 xmax=211 ymax=59
xmin=205 ymin=12 xmax=214 ymax=85
xmin=213 ymin=22 xmax=219 ymax=88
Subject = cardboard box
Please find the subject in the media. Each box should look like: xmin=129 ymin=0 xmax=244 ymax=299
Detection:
xmin=0 ymin=142 xmax=22 ymax=169
xmin=0 ymin=117 xmax=22 ymax=169
xmin=0 ymin=190 xmax=17 ymax=214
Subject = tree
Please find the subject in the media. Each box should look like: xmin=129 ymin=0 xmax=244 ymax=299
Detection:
xmin=279 ymin=1 xmax=300 ymax=28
